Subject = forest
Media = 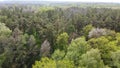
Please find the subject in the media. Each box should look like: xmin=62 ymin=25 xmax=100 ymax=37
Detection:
xmin=0 ymin=2 xmax=120 ymax=68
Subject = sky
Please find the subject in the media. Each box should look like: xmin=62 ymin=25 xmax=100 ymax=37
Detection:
xmin=46 ymin=0 xmax=120 ymax=3
xmin=0 ymin=0 xmax=120 ymax=3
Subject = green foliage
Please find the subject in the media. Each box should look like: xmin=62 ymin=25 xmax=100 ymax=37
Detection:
xmin=52 ymin=49 xmax=65 ymax=60
xmin=0 ymin=22 xmax=11 ymax=37
xmin=2 ymin=28 xmax=40 ymax=68
xmin=116 ymin=33 xmax=120 ymax=45
xmin=56 ymin=59 xmax=75 ymax=68
xmin=79 ymin=49 xmax=105 ymax=68
xmin=82 ymin=24 xmax=94 ymax=37
xmin=66 ymin=24 xmax=75 ymax=34
xmin=32 ymin=57 xmax=75 ymax=68
xmin=1 ymin=4 xmax=120 ymax=68
xmin=88 ymin=36 xmax=118 ymax=66
xmin=56 ymin=32 xmax=69 ymax=51
xmin=111 ymin=50 xmax=120 ymax=68
xmin=0 ymin=54 xmax=5 ymax=68
xmin=39 ymin=6 xmax=55 ymax=12
xmin=33 ymin=57 xmax=56 ymax=68
xmin=88 ymin=36 xmax=109 ymax=48
xmin=65 ymin=37 xmax=91 ymax=66
xmin=0 ymin=23 xmax=11 ymax=67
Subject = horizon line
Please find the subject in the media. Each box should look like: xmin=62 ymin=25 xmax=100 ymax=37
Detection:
xmin=0 ymin=0 xmax=120 ymax=4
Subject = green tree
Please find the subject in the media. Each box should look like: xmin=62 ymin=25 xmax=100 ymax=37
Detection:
xmin=116 ymin=33 xmax=120 ymax=45
xmin=65 ymin=23 xmax=75 ymax=34
xmin=0 ymin=54 xmax=6 ymax=68
xmin=33 ymin=57 xmax=56 ymax=68
xmin=52 ymin=49 xmax=65 ymax=60
xmin=82 ymin=24 xmax=93 ymax=38
xmin=0 ymin=22 xmax=12 ymax=37
xmin=0 ymin=22 xmax=12 ymax=68
xmin=56 ymin=59 xmax=75 ymax=68
xmin=88 ymin=36 xmax=109 ymax=48
xmin=32 ymin=57 xmax=74 ymax=68
xmin=2 ymin=28 xmax=40 ymax=68
xmin=79 ymin=49 xmax=106 ymax=68
xmin=65 ymin=37 xmax=91 ymax=66
xmin=111 ymin=50 xmax=120 ymax=68
xmin=56 ymin=32 xmax=69 ymax=51
xmin=88 ymin=36 xmax=118 ymax=66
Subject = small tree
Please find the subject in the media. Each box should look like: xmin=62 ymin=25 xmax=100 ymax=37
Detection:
xmin=52 ymin=49 xmax=65 ymax=60
xmin=0 ymin=22 xmax=12 ymax=37
xmin=56 ymin=32 xmax=69 ymax=51
xmin=0 ymin=54 xmax=6 ymax=68
xmin=40 ymin=40 xmax=51 ymax=57
xmin=82 ymin=24 xmax=93 ymax=37
xmin=88 ymin=28 xmax=107 ymax=38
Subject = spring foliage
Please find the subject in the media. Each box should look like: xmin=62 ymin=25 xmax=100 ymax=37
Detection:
xmin=0 ymin=4 xmax=120 ymax=68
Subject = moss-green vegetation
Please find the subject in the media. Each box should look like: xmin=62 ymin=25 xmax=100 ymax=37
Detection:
xmin=0 ymin=3 xmax=120 ymax=68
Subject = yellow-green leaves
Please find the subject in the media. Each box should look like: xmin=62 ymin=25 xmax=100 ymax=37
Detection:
xmin=65 ymin=37 xmax=91 ymax=66
xmin=56 ymin=32 xmax=69 ymax=51
xmin=33 ymin=57 xmax=75 ymax=68
xmin=82 ymin=24 xmax=94 ymax=37
xmin=0 ymin=22 xmax=11 ymax=37
xmin=111 ymin=50 xmax=120 ymax=68
xmin=79 ymin=49 xmax=105 ymax=68
xmin=33 ymin=57 xmax=56 ymax=68
xmin=52 ymin=49 xmax=65 ymax=60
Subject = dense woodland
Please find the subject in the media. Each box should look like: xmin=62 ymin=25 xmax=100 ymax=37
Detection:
xmin=0 ymin=3 xmax=120 ymax=68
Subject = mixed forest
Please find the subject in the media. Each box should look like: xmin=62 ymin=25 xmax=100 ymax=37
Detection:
xmin=0 ymin=2 xmax=120 ymax=68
